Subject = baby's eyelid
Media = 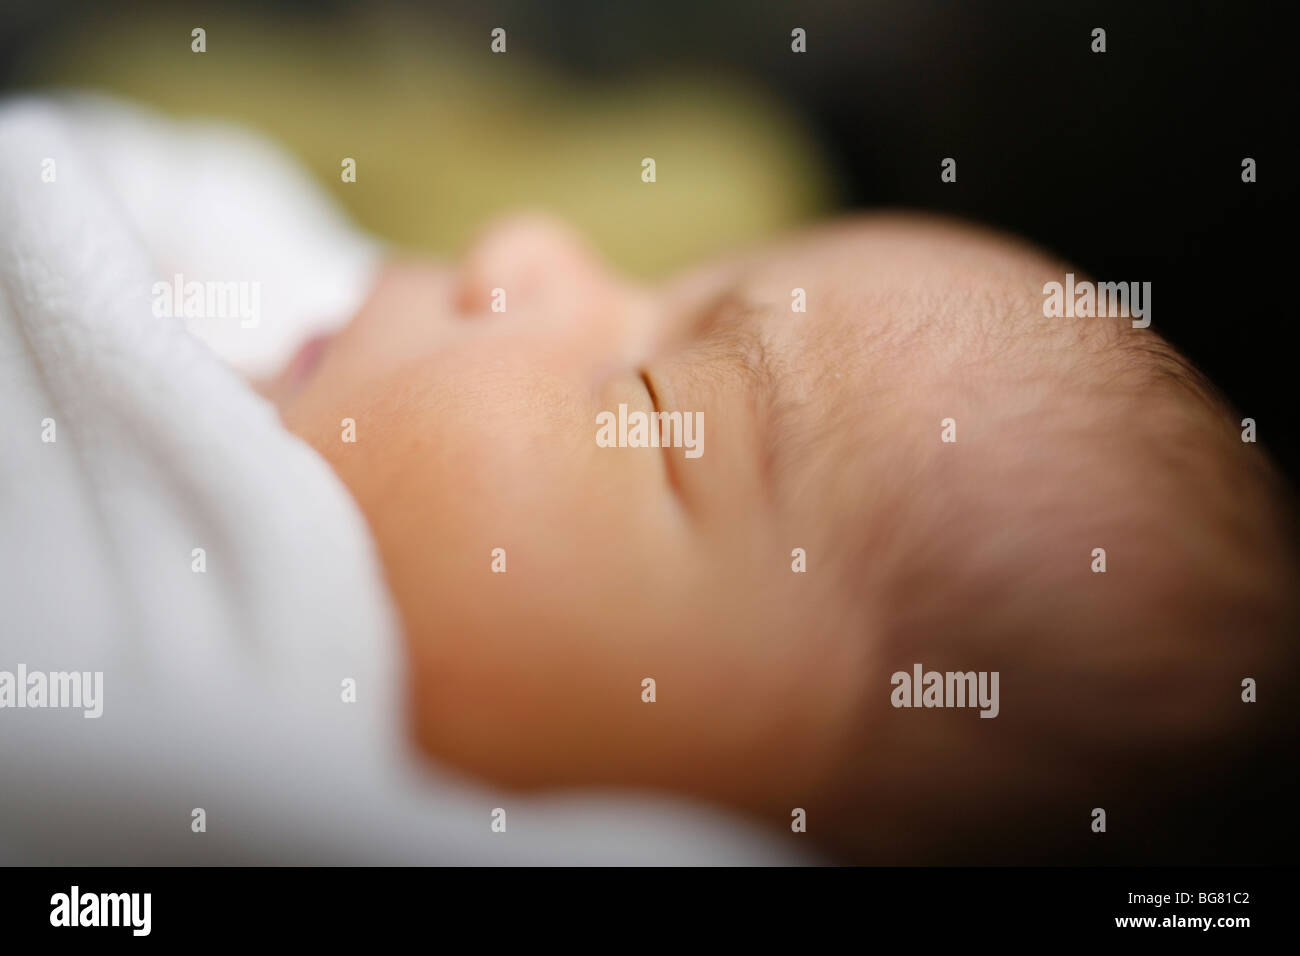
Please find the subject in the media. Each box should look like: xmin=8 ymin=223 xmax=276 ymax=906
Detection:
xmin=638 ymin=369 xmax=661 ymax=413
xmin=638 ymin=366 xmax=692 ymax=508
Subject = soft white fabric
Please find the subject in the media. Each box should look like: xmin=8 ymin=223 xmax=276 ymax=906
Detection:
xmin=0 ymin=94 xmax=806 ymax=864
xmin=55 ymin=94 xmax=384 ymax=378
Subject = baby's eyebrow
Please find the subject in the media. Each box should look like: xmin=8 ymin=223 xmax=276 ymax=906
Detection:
xmin=687 ymin=292 xmax=796 ymax=501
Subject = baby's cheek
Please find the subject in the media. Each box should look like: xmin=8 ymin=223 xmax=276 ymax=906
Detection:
xmin=380 ymin=401 xmax=645 ymax=781
xmin=403 ymin=511 xmax=670 ymax=790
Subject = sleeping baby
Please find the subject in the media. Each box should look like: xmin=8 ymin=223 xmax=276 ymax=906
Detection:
xmin=3 ymin=94 xmax=1295 ymax=864
xmin=258 ymin=212 xmax=1300 ymax=864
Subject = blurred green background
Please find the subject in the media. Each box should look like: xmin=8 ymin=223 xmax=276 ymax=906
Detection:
xmin=18 ymin=9 xmax=835 ymax=276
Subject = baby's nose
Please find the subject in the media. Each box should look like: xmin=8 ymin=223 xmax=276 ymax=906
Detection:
xmin=456 ymin=213 xmax=659 ymax=368
xmin=456 ymin=213 xmax=617 ymax=322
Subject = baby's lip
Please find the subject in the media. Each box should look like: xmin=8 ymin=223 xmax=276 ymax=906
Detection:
xmin=284 ymin=333 xmax=333 ymax=390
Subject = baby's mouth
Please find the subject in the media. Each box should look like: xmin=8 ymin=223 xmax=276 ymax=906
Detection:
xmin=283 ymin=333 xmax=334 ymax=391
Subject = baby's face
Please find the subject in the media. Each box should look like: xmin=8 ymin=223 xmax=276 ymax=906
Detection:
xmin=274 ymin=214 xmax=920 ymax=811
xmin=270 ymin=213 xmax=1294 ymax=861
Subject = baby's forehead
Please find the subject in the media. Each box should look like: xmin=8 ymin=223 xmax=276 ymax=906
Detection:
xmin=707 ymin=216 xmax=1183 ymax=510
xmin=744 ymin=215 xmax=1058 ymax=322
xmin=728 ymin=215 xmax=1125 ymax=389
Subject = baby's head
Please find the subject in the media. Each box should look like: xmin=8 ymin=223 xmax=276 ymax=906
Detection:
xmin=271 ymin=213 xmax=1299 ymax=862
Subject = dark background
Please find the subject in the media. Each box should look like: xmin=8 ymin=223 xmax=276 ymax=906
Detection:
xmin=2 ymin=0 xmax=1294 ymax=481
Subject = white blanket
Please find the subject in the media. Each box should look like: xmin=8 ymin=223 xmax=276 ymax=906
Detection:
xmin=0 ymin=94 xmax=804 ymax=864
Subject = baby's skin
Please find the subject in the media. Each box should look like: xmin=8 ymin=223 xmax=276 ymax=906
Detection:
xmin=262 ymin=213 xmax=1299 ymax=863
